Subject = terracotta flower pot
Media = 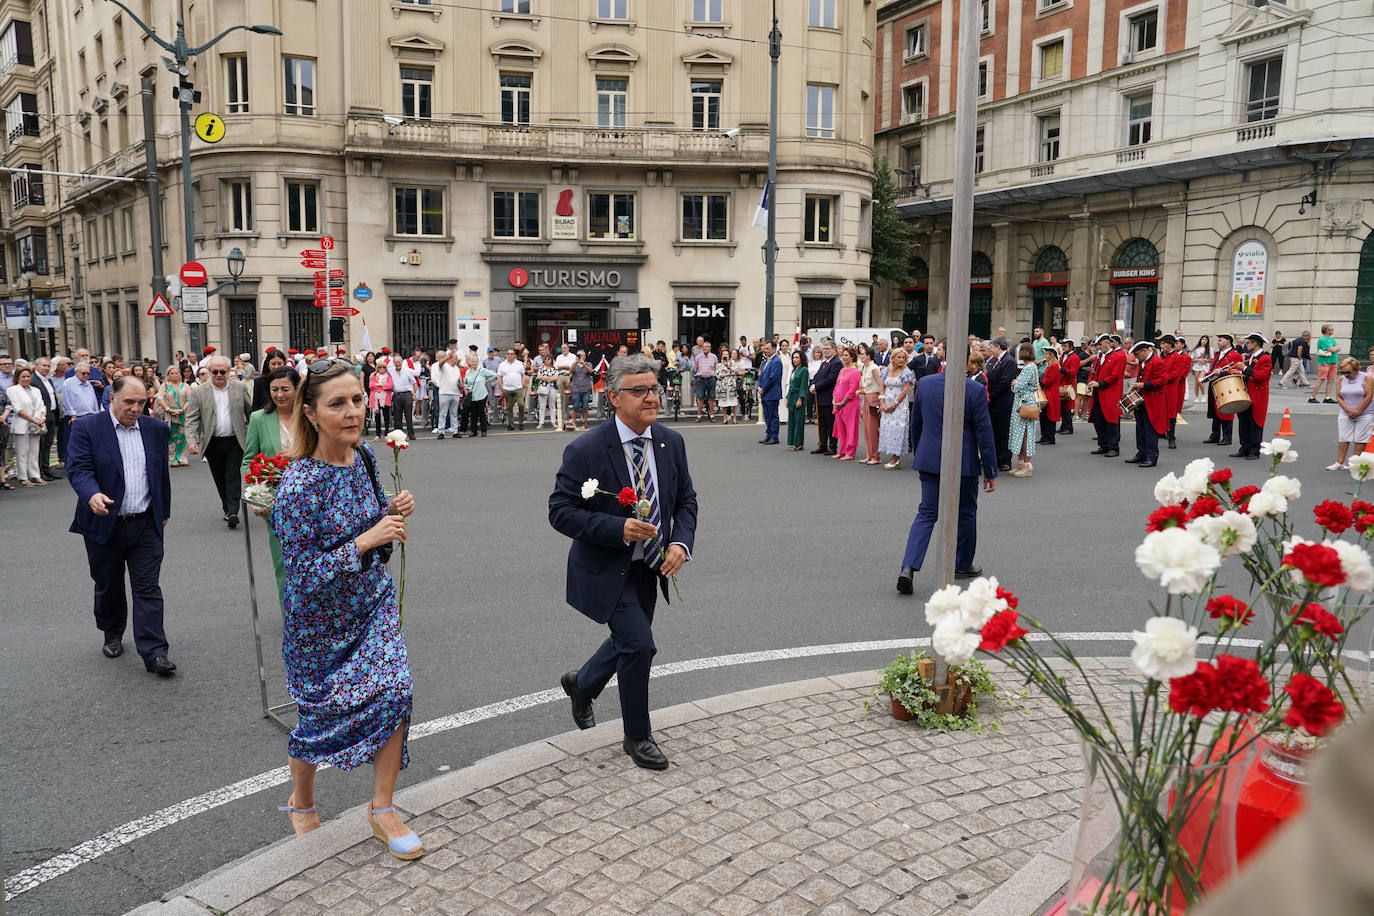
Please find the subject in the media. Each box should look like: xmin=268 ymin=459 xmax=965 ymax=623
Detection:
xmin=889 ymin=694 xmax=914 ymax=721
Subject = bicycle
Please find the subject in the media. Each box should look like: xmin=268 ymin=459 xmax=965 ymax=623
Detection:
xmin=662 ymin=369 xmax=684 ymax=421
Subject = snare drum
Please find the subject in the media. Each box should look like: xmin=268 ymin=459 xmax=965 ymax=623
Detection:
xmin=1059 ymin=384 xmax=1075 ymax=401
xmin=1209 ymin=373 xmax=1251 ymax=415
xmin=1119 ymin=389 xmax=1145 ymax=413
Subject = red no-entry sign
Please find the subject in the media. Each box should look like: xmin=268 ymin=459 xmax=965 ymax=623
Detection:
xmin=179 ymin=261 xmax=208 ymax=287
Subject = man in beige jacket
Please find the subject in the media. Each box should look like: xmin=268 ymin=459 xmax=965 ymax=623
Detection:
xmin=184 ymin=355 xmax=251 ymax=528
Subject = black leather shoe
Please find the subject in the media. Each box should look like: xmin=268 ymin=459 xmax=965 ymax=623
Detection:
xmin=1104 ymin=450 xmax=1119 ymax=457
xmin=102 ymin=637 xmax=123 ymax=658
xmin=1203 ymin=437 xmax=1219 ymax=444
xmin=561 ymin=671 xmax=595 ymax=730
xmin=145 ymin=655 xmax=177 ymax=676
xmin=1229 ymin=451 xmax=1246 ymax=458
xmin=1059 ymin=428 xmax=1073 ymax=435
xmin=810 ymin=447 xmax=826 ymax=454
xmin=954 ymin=566 xmax=983 ymax=579
xmin=1124 ymin=456 xmax=1143 ymax=463
xmin=225 ymin=514 xmax=239 ymax=529
xmin=1091 ymin=447 xmax=1108 ymax=455
xmin=998 ymin=463 xmax=1012 ymax=472
xmin=623 ymin=736 xmax=669 ymax=770
xmin=1218 ymin=440 xmax=1232 ymax=447
xmin=896 ymin=567 xmax=914 ymax=595
xmin=1139 ymin=461 xmax=1157 ymax=468
xmin=1245 ymin=453 xmax=1261 ymax=460
xmin=1167 ymin=440 xmax=1177 ymax=449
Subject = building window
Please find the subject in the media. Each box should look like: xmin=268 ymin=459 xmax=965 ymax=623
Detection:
xmin=681 ymin=193 xmax=729 ymax=241
xmin=1126 ymin=92 xmax=1152 ymax=146
xmin=120 ymin=207 xmax=135 ymax=252
xmin=980 ymin=0 xmax=992 ymax=32
xmin=400 ymin=66 xmax=433 ymax=119
xmin=1040 ymin=41 xmax=1064 ymax=80
xmin=977 ymin=61 xmax=989 ymax=98
xmin=596 ymin=78 xmax=627 ymax=128
xmin=11 ymin=163 xmax=42 ymax=208
xmin=225 ymin=54 xmax=249 ymax=114
xmin=127 ymin=300 xmax=141 ymax=360
xmin=691 ymin=80 xmax=721 ymax=131
xmin=84 ymin=216 xmax=98 ymax=261
xmin=283 ymin=57 xmax=315 ymax=116
xmin=1 ymin=20 xmax=34 ymax=72
xmin=692 ymin=0 xmax=722 ymax=22
xmin=905 ymin=24 xmax=926 ymax=58
xmin=1039 ymin=112 xmax=1061 ymax=161
xmin=808 ymin=0 xmax=836 ymax=29
xmin=1245 ymin=56 xmax=1282 ymax=122
xmin=491 ymin=189 xmax=539 ymax=238
xmin=805 ymin=84 xmax=834 ymax=138
xmin=597 ymin=0 xmax=626 ymax=19
xmin=588 ymin=191 xmax=636 ymax=239
xmin=286 ymin=180 xmax=320 ymax=233
xmin=17 ymin=231 xmax=47 ymax=274
xmin=900 ymin=143 xmax=921 ymax=186
xmin=1129 ymin=11 xmax=1157 ymax=54
xmin=803 ymin=195 xmax=834 ymax=243
xmin=500 ymin=73 xmax=531 ymax=125
xmin=394 ymin=187 xmax=444 ymax=236
xmin=102 ymin=213 xmax=116 ymax=256
xmin=501 ymin=0 xmax=531 ymax=11
xmin=975 ymin=126 xmax=986 ymax=175
xmin=3 ymin=92 xmax=38 ymax=142
xmin=226 ymin=180 xmax=254 ymax=231
xmin=902 ymin=84 xmax=924 ymax=119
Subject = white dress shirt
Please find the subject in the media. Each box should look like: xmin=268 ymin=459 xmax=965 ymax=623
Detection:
xmin=111 ymin=409 xmax=150 ymax=514
xmin=211 ymin=384 xmax=234 ymax=437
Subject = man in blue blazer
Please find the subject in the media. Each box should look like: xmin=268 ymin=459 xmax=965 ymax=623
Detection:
xmin=897 ymin=369 xmax=998 ymax=595
xmin=809 ymin=340 xmax=842 ymax=454
xmin=67 ymin=375 xmax=176 ymax=674
xmin=754 ymin=341 xmax=783 ymax=445
xmin=549 ymin=354 xmax=698 ymax=770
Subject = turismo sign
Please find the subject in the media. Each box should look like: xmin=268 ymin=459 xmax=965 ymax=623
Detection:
xmin=492 ymin=262 xmax=638 ymax=293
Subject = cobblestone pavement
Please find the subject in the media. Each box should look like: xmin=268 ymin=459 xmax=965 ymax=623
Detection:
xmin=134 ymin=662 xmax=1143 ymax=916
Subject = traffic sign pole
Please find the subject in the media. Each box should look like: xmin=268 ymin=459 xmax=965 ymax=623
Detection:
xmin=141 ymin=76 xmax=173 ymax=368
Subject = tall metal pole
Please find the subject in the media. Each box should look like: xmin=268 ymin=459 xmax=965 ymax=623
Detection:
xmin=933 ymin=0 xmax=984 ymax=604
xmin=142 ymin=77 xmax=172 ymax=368
xmin=763 ymin=0 xmax=780 ymax=341
xmin=174 ymin=8 xmax=201 ymax=355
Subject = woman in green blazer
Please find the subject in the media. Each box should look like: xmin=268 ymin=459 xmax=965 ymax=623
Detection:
xmin=786 ymin=351 xmax=810 ymax=450
xmin=241 ymin=366 xmax=302 ymax=603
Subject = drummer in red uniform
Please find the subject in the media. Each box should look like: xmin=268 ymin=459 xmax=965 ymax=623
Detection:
xmin=1126 ymin=341 xmax=1169 ymax=468
xmin=1233 ymin=331 xmax=1273 ymax=460
xmin=1088 ymin=333 xmax=1127 ymax=457
xmin=1057 ymin=339 xmax=1080 ymax=436
xmin=1204 ymin=333 xmax=1244 ymax=447
xmin=1039 ymin=346 xmax=1063 ymax=446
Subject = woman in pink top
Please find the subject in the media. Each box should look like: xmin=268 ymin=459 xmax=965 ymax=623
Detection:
xmin=830 ymin=345 xmax=862 ymax=460
xmin=369 ymin=357 xmax=395 ymax=440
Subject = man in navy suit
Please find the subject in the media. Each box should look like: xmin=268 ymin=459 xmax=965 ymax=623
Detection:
xmin=984 ymin=336 xmax=1017 ymax=471
xmin=67 ymin=375 xmax=176 ymax=674
xmin=809 ymin=340 xmax=841 ymax=455
xmin=754 ymin=341 xmax=783 ymax=444
xmin=897 ymin=369 xmax=999 ymax=595
xmin=549 ymin=354 xmax=698 ymax=770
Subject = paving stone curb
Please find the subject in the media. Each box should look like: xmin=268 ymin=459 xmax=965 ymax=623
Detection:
xmin=123 ymin=662 xmax=1145 ymax=916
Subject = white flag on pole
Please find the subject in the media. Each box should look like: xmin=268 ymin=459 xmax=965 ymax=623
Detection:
xmin=752 ymin=180 xmax=772 ymax=230
xmin=360 ymin=318 xmax=373 ymax=354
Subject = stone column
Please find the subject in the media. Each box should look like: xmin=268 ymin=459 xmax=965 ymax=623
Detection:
xmin=1160 ymin=200 xmax=1187 ymax=333
xmin=992 ymin=221 xmax=1014 ymax=330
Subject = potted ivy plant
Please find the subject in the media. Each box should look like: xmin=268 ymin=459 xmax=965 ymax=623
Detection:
xmin=871 ymin=650 xmax=998 ymax=731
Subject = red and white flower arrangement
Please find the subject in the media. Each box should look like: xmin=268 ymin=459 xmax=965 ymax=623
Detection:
xmin=242 ymin=451 xmax=290 ymax=509
xmin=385 ymin=430 xmax=409 ymax=622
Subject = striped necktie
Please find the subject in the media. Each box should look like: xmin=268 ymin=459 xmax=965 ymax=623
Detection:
xmin=630 ymin=437 xmax=663 ymax=569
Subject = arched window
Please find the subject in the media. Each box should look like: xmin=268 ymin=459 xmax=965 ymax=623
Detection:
xmin=1116 ymin=238 xmax=1159 ymax=268
xmin=909 ymin=256 xmax=929 ymax=281
xmin=971 ymin=251 xmax=993 ymax=276
xmin=1353 ymin=234 xmax=1374 ymax=357
xmin=1033 ymin=245 xmax=1068 ymax=272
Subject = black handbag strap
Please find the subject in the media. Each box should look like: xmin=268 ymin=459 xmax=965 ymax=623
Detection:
xmin=355 ymin=445 xmax=387 ymax=511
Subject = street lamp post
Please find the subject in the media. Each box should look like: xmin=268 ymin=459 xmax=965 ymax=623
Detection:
xmin=763 ymin=0 xmax=781 ymax=341
xmin=19 ymin=262 xmax=37 ymax=360
xmin=99 ymin=0 xmax=280 ymax=358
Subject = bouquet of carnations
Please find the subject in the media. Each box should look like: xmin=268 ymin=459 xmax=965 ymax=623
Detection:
xmin=243 ymin=452 xmax=290 ymax=509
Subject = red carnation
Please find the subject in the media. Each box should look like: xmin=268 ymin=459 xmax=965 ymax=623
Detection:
xmin=617 ymin=487 xmax=638 ymax=507
xmin=1282 ymin=542 xmax=1347 ymax=587
xmin=1232 ymin=485 xmax=1262 ymax=504
xmin=1283 ymin=673 xmax=1345 ymax=736
xmin=1168 ymin=662 xmax=1218 ymax=717
xmin=1146 ymin=505 xmax=1189 ymax=532
xmin=1357 ymin=514 xmax=1374 ymax=535
xmin=1353 ymin=500 xmax=1374 ymax=516
xmin=1293 ymin=602 xmax=1344 ymax=638
xmin=1212 ymin=655 xmax=1270 ymax=715
xmin=1206 ymin=595 xmax=1254 ymax=627
xmin=1314 ymin=500 xmax=1355 ymax=534
xmin=1188 ymin=496 xmax=1223 ymax=519
xmin=995 ymin=586 xmax=1019 ymax=610
xmin=1210 ymin=468 xmax=1233 ymax=486
xmin=979 ymin=610 xmax=1028 ymax=652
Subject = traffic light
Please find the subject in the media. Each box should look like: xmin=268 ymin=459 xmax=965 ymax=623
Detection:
xmin=172 ymin=75 xmax=202 ymax=109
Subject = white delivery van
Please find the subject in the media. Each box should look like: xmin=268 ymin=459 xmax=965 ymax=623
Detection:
xmin=806 ymin=327 xmax=912 ymax=351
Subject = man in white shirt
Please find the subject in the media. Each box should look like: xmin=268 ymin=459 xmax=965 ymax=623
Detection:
xmin=431 ymin=351 xmax=464 ymax=439
xmin=184 ymin=355 xmax=252 ymax=528
xmin=497 ymin=348 xmax=528 ymax=430
xmin=554 ymin=342 xmax=578 ymax=430
xmin=389 ymin=351 xmax=419 ymax=439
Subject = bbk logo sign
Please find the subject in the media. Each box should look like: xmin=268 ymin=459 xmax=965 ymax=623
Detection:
xmin=680 ymin=303 xmax=728 ymax=318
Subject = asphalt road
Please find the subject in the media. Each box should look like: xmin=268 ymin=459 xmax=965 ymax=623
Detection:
xmin=0 ymin=393 xmax=1359 ymax=915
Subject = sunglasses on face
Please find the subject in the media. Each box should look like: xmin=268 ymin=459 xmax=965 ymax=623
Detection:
xmin=210 ymin=369 xmax=228 ymax=375
xmin=308 ymin=358 xmax=352 ymax=374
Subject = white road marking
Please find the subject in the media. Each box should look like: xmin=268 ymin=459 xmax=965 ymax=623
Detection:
xmin=2 ymin=631 xmax=1256 ymax=901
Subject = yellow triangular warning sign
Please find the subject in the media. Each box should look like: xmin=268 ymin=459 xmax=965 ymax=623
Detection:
xmin=147 ymin=294 xmax=174 ymax=317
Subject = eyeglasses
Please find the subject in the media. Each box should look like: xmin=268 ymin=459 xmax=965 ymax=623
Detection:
xmin=210 ymin=369 xmax=228 ymax=375
xmin=308 ymin=358 xmax=352 ymax=374
xmin=616 ymin=386 xmax=660 ymax=399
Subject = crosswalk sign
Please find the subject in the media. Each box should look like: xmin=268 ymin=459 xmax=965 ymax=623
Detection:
xmin=147 ymin=294 xmax=174 ymax=317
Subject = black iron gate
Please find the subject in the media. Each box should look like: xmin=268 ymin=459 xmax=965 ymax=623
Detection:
xmin=392 ymin=299 xmax=449 ymax=353
xmin=287 ymin=298 xmax=323 ymax=353
xmin=226 ymin=298 xmax=259 ymax=364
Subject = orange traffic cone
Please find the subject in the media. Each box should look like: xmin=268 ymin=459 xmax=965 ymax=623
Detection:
xmin=1276 ymin=409 xmax=1296 ymax=438
xmin=1365 ymin=430 xmax=1374 ymax=455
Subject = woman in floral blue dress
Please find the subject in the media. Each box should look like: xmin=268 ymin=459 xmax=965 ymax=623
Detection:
xmin=1008 ymin=342 xmax=1041 ymax=478
xmin=270 ymin=359 xmax=423 ymax=859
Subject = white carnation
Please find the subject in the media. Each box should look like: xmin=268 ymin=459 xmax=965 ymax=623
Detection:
xmin=932 ymin=620 xmax=980 ymax=666
xmin=1131 ymin=616 xmax=1200 ymax=681
xmin=1134 ymin=527 xmax=1221 ymax=594
xmin=1153 ymin=472 xmax=1192 ymax=507
xmin=580 ymin=478 xmax=600 ymax=500
xmin=1180 ymin=458 xmax=1215 ymax=498
xmin=1246 ymin=490 xmax=1288 ymax=519
xmin=924 ymin=584 xmax=965 ymax=628
xmin=1260 ymin=438 xmax=1298 ymax=463
xmin=958 ymin=576 xmax=1008 ymax=627
xmin=1349 ymin=453 xmax=1374 ymax=481
xmin=1190 ymin=510 xmax=1258 ymax=557
xmin=385 ymin=429 xmax=409 ymax=446
xmin=1262 ymin=475 xmax=1301 ymax=501
xmin=1330 ymin=540 xmax=1374 ymax=593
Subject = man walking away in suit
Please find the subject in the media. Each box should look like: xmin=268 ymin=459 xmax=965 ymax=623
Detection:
xmin=549 ymin=354 xmax=698 ymax=770
xmin=809 ymin=340 xmax=841 ymax=454
xmin=185 ymin=354 xmax=252 ymax=528
xmin=755 ymin=341 xmax=783 ymax=444
xmin=67 ymin=375 xmax=176 ymax=674
xmin=896 ymin=366 xmax=999 ymax=595
xmin=985 ymin=337 xmax=1017 ymax=471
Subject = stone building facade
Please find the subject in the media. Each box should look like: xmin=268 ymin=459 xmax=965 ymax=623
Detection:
xmin=30 ymin=0 xmax=875 ymax=362
xmin=873 ymin=0 xmax=1374 ymax=351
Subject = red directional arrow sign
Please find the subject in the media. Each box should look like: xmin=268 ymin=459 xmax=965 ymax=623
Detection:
xmin=313 ymin=292 xmax=345 ymax=306
xmin=299 ymin=249 xmax=327 ymax=259
xmin=300 ymin=258 xmax=328 ymax=269
xmin=331 ymin=305 xmax=360 ymax=317
xmin=313 ymin=269 xmax=345 ymax=280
